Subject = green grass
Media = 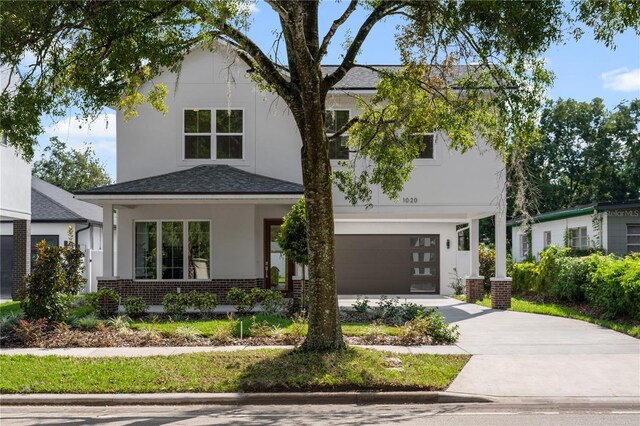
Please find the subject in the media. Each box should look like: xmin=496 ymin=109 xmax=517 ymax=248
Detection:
xmin=0 ymin=349 xmax=469 ymax=393
xmin=131 ymin=314 xmax=400 ymax=338
xmin=454 ymin=295 xmax=640 ymax=338
xmin=0 ymin=301 xmax=21 ymax=316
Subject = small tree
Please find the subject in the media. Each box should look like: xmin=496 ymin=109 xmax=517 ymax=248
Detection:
xmin=278 ymin=197 xmax=308 ymax=306
xmin=22 ymin=227 xmax=87 ymax=323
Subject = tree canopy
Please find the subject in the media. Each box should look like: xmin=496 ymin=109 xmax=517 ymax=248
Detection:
xmin=2 ymin=0 xmax=638 ymax=351
xmin=511 ymin=98 xmax=640 ymax=215
xmin=33 ymin=136 xmax=112 ymax=192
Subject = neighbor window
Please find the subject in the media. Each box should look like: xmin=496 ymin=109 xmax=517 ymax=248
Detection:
xmin=410 ymin=133 xmax=435 ymax=159
xmin=543 ymin=231 xmax=552 ymax=249
xmin=568 ymin=226 xmax=588 ymax=249
xmin=627 ymin=224 xmax=640 ymax=253
xmin=519 ymin=234 xmax=529 ymax=258
xmin=30 ymin=235 xmax=60 ymax=269
xmin=325 ymin=110 xmax=350 ymax=160
xmin=134 ymin=220 xmax=210 ymax=280
xmin=184 ymin=109 xmax=243 ymax=160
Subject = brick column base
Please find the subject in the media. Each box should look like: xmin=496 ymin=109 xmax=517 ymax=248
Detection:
xmin=12 ymin=220 xmax=31 ymax=300
xmin=465 ymin=276 xmax=485 ymax=303
xmin=490 ymin=278 xmax=512 ymax=309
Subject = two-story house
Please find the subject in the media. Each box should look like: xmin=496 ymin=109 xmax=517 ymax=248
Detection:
xmin=76 ymin=47 xmax=510 ymax=306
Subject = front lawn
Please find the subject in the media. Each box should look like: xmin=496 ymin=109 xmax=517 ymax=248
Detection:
xmin=455 ymin=295 xmax=640 ymax=338
xmin=0 ymin=348 xmax=469 ymax=393
xmin=0 ymin=301 xmax=21 ymax=316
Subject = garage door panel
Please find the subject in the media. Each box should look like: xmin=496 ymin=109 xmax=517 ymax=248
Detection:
xmin=336 ymin=234 xmax=440 ymax=294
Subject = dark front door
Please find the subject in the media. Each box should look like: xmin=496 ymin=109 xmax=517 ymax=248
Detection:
xmin=263 ymin=219 xmax=294 ymax=294
xmin=335 ymin=234 xmax=440 ymax=294
xmin=0 ymin=235 xmax=13 ymax=299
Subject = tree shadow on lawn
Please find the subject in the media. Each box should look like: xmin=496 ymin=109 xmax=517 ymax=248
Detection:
xmin=236 ymin=347 xmax=448 ymax=393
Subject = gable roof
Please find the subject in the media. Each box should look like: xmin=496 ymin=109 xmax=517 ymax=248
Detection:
xmin=32 ymin=177 xmax=103 ymax=223
xmin=75 ymin=165 xmax=304 ymax=196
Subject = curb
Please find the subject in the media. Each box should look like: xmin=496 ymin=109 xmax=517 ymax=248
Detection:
xmin=0 ymin=391 xmax=494 ymax=406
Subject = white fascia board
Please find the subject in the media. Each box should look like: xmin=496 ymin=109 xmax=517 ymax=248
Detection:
xmin=75 ymin=193 xmax=303 ymax=205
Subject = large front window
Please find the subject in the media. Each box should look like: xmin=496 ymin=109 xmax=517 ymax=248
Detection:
xmin=184 ymin=109 xmax=243 ymax=160
xmin=325 ymin=109 xmax=350 ymax=160
xmin=135 ymin=221 xmax=210 ymax=280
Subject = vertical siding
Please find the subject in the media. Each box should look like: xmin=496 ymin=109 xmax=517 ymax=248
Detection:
xmin=605 ymin=209 xmax=640 ymax=256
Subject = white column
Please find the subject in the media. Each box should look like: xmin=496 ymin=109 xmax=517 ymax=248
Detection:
xmin=495 ymin=209 xmax=507 ymax=278
xmin=469 ymin=218 xmax=480 ymax=277
xmin=102 ymin=203 xmax=114 ymax=277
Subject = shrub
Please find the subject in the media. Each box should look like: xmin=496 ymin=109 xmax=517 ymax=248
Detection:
xmin=124 ymin=297 xmax=148 ymax=319
xmin=105 ymin=315 xmax=131 ymax=333
xmin=259 ymin=290 xmax=285 ymax=316
xmin=479 ymin=244 xmax=495 ymax=292
xmin=536 ymin=246 xmax=569 ymax=294
xmin=352 ymin=297 xmax=371 ymax=317
xmin=75 ymin=314 xmax=99 ymax=331
xmin=162 ymin=293 xmax=188 ymax=317
xmin=86 ymin=288 xmax=120 ymax=318
xmin=585 ymin=255 xmax=640 ymax=320
xmin=174 ymin=325 xmax=201 ymax=341
xmin=398 ymin=309 xmax=459 ymax=345
xmin=187 ymin=291 xmax=218 ymax=317
xmin=551 ymin=256 xmax=592 ymax=302
xmin=12 ymin=318 xmax=48 ymax=346
xmin=0 ymin=312 xmax=23 ymax=336
xmin=22 ymin=232 xmax=87 ymax=323
xmin=227 ymin=288 xmax=256 ymax=314
xmin=511 ymin=262 xmax=539 ymax=294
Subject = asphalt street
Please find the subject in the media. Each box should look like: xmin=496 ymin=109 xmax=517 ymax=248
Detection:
xmin=1 ymin=403 xmax=639 ymax=425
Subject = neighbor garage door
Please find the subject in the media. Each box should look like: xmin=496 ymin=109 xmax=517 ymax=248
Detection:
xmin=335 ymin=234 xmax=440 ymax=294
xmin=0 ymin=235 xmax=13 ymax=298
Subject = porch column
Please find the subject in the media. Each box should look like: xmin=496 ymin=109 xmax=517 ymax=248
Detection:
xmin=465 ymin=218 xmax=484 ymax=303
xmin=491 ymin=208 xmax=512 ymax=309
xmin=102 ymin=203 xmax=114 ymax=277
xmin=11 ymin=220 xmax=30 ymax=300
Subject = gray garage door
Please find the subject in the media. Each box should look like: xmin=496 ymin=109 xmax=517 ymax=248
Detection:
xmin=335 ymin=234 xmax=440 ymax=294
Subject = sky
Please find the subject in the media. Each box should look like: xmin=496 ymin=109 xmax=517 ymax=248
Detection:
xmin=36 ymin=1 xmax=640 ymax=179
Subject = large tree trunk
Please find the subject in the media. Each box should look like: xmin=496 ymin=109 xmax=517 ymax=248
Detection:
xmin=299 ymin=125 xmax=345 ymax=352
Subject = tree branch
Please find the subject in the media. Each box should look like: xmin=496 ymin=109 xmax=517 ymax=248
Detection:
xmin=317 ymin=0 xmax=358 ymax=61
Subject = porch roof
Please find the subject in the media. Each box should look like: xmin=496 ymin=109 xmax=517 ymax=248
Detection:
xmin=75 ymin=165 xmax=304 ymax=201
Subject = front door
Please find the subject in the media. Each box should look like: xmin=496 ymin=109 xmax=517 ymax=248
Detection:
xmin=263 ymin=219 xmax=294 ymax=294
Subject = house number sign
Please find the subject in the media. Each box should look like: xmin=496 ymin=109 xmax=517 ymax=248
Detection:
xmin=402 ymin=197 xmax=418 ymax=204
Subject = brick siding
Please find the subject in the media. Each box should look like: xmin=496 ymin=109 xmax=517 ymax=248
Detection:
xmin=490 ymin=278 xmax=512 ymax=309
xmin=465 ymin=277 xmax=484 ymax=304
xmin=11 ymin=220 xmax=30 ymax=300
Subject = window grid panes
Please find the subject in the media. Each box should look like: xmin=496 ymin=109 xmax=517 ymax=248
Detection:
xmin=184 ymin=110 xmax=212 ymax=159
xmin=162 ymin=222 xmax=184 ymax=279
xmin=627 ymin=224 xmax=640 ymax=252
xmin=569 ymin=227 xmax=588 ymax=249
xmin=325 ymin=110 xmax=350 ymax=160
xmin=135 ymin=222 xmax=157 ymax=279
xmin=520 ymin=235 xmax=529 ymax=258
xmin=543 ymin=231 xmax=552 ymax=249
xmin=216 ymin=109 xmax=243 ymax=159
xmin=189 ymin=222 xmax=210 ymax=279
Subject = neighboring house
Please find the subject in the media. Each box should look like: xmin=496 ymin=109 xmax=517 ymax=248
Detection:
xmin=509 ymin=200 xmax=640 ymax=262
xmin=76 ymin=47 xmax=509 ymax=304
xmin=0 ymin=177 xmax=105 ymax=296
xmin=0 ymin=64 xmax=31 ymax=300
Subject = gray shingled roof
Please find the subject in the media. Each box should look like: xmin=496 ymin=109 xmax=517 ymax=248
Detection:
xmin=76 ymin=165 xmax=304 ymax=195
xmin=31 ymin=188 xmax=85 ymax=222
xmin=32 ymin=176 xmax=102 ymax=223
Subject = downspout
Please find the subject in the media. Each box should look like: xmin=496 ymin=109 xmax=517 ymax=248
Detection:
xmin=75 ymin=222 xmax=91 ymax=247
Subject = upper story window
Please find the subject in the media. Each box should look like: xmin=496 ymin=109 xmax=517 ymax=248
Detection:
xmin=410 ymin=133 xmax=435 ymax=159
xmin=184 ymin=109 xmax=243 ymax=160
xmin=568 ymin=226 xmax=588 ymax=249
xmin=325 ymin=110 xmax=350 ymax=160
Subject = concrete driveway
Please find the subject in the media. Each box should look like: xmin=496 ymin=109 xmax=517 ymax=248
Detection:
xmin=339 ymin=295 xmax=640 ymax=400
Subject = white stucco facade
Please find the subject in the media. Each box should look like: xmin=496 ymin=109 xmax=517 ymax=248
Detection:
xmin=81 ymin=47 xmax=507 ymax=297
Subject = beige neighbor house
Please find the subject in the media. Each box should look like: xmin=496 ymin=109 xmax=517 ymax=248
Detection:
xmin=76 ymin=47 xmax=511 ymax=307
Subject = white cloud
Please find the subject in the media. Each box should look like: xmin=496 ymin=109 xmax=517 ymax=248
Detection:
xmin=601 ymin=67 xmax=640 ymax=92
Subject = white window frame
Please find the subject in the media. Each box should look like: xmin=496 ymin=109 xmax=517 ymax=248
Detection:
xmin=627 ymin=223 xmax=640 ymax=252
xmin=519 ymin=234 xmax=529 ymax=259
xmin=133 ymin=219 xmax=212 ymax=281
xmin=325 ymin=109 xmax=352 ymax=161
xmin=182 ymin=108 xmax=245 ymax=161
xmin=543 ymin=231 xmax=552 ymax=249
xmin=411 ymin=132 xmax=437 ymax=162
xmin=568 ymin=226 xmax=588 ymax=249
